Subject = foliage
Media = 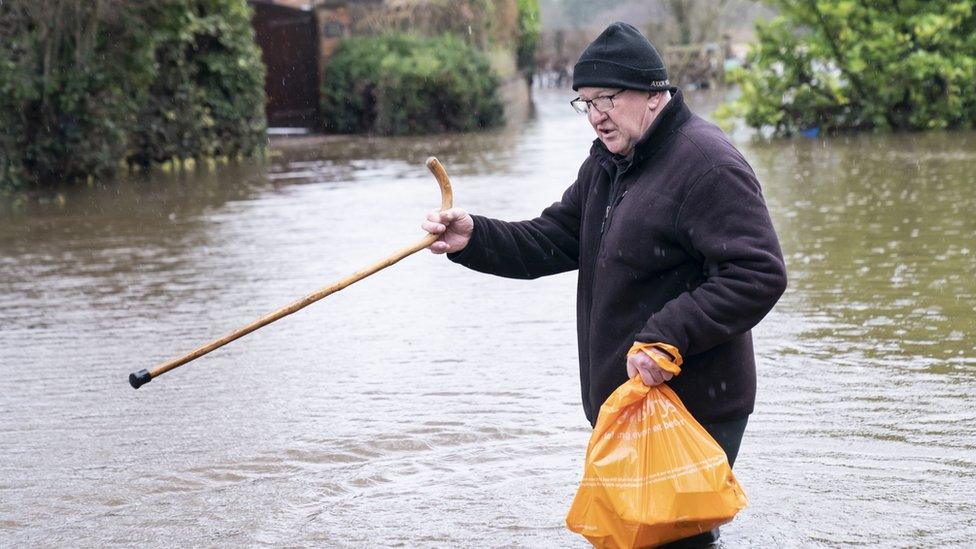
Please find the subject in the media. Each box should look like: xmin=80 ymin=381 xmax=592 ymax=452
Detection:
xmin=347 ymin=0 xmax=495 ymax=50
xmin=129 ymin=0 xmax=266 ymax=169
xmin=0 ymin=0 xmax=266 ymax=190
xmin=321 ymin=34 xmax=504 ymax=135
xmin=344 ymin=0 xmax=529 ymax=78
xmin=516 ymin=0 xmax=541 ymax=76
xmin=0 ymin=2 xmax=154 ymax=189
xmin=720 ymin=0 xmax=976 ymax=136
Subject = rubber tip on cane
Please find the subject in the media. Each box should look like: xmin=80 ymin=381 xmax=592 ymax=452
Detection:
xmin=129 ymin=369 xmax=152 ymax=389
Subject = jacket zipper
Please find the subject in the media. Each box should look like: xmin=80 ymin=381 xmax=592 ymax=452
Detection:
xmin=600 ymin=189 xmax=628 ymax=234
xmin=585 ymin=165 xmax=629 ymax=405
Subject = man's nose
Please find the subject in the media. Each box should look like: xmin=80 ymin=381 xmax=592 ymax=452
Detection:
xmin=588 ymin=108 xmax=608 ymax=125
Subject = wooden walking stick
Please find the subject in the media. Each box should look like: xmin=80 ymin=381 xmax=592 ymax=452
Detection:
xmin=129 ymin=157 xmax=454 ymax=389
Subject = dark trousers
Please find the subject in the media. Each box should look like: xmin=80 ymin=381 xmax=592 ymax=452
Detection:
xmin=656 ymin=416 xmax=749 ymax=549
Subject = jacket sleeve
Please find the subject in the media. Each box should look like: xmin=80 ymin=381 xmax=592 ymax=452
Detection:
xmin=446 ymin=180 xmax=582 ymax=279
xmin=635 ymin=164 xmax=787 ymax=356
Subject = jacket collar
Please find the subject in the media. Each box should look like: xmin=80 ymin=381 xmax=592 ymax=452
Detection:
xmin=590 ymin=87 xmax=692 ymax=169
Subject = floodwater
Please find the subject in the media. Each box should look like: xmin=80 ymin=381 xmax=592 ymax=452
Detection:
xmin=1 ymin=89 xmax=974 ymax=547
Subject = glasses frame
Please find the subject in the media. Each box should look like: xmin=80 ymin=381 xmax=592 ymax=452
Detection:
xmin=570 ymin=89 xmax=625 ymax=115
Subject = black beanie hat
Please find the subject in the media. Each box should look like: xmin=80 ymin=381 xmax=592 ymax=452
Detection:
xmin=572 ymin=22 xmax=669 ymax=91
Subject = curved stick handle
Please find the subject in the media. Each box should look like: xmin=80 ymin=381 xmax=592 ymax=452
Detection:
xmin=129 ymin=157 xmax=454 ymax=389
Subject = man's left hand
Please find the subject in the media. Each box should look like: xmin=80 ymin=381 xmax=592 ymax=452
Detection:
xmin=627 ymin=348 xmax=674 ymax=386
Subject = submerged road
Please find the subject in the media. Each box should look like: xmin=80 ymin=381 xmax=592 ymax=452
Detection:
xmin=1 ymin=88 xmax=974 ymax=546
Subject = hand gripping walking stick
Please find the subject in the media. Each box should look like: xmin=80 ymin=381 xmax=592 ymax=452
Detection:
xmin=129 ymin=157 xmax=454 ymax=389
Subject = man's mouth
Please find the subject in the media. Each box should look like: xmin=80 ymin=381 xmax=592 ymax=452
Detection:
xmin=598 ymin=128 xmax=617 ymax=139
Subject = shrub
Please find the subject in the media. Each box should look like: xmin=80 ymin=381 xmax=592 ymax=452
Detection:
xmin=0 ymin=2 xmax=154 ymax=189
xmin=321 ymin=33 xmax=504 ymax=135
xmin=719 ymin=0 xmax=976 ymax=136
xmin=128 ymin=0 xmax=266 ymax=168
xmin=0 ymin=0 xmax=266 ymax=190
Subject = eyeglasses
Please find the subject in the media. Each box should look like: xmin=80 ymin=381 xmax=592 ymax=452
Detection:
xmin=570 ymin=90 xmax=625 ymax=114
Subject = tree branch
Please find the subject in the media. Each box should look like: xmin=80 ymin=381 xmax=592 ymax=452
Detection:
xmin=807 ymin=0 xmax=869 ymax=101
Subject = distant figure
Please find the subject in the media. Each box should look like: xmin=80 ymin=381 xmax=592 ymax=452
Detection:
xmin=423 ymin=22 xmax=787 ymax=547
xmin=554 ymin=58 xmax=570 ymax=88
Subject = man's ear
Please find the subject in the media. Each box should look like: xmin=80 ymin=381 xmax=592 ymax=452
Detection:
xmin=647 ymin=91 xmax=663 ymax=111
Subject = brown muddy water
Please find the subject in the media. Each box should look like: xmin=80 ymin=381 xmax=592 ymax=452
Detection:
xmin=1 ymin=89 xmax=974 ymax=547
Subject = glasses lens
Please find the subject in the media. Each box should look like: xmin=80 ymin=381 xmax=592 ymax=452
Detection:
xmin=570 ymin=98 xmax=588 ymax=114
xmin=592 ymin=96 xmax=613 ymax=112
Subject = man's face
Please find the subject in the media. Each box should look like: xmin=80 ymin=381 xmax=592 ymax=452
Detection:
xmin=577 ymin=87 xmax=656 ymax=156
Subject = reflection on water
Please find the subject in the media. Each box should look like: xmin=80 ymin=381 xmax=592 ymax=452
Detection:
xmin=1 ymin=89 xmax=974 ymax=546
xmin=755 ymin=133 xmax=976 ymax=366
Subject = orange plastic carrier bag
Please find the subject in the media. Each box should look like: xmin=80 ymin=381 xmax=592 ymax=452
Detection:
xmin=565 ymin=367 xmax=748 ymax=548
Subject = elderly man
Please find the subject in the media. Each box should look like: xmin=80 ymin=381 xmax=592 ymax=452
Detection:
xmin=423 ymin=22 xmax=786 ymax=547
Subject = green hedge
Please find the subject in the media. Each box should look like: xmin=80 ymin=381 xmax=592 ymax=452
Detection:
xmin=321 ymin=34 xmax=503 ymax=135
xmin=0 ymin=3 xmax=152 ymax=189
xmin=129 ymin=0 xmax=266 ymax=169
xmin=717 ymin=0 xmax=976 ymax=136
xmin=0 ymin=0 xmax=265 ymax=190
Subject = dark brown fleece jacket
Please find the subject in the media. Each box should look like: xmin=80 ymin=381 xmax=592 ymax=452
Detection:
xmin=449 ymin=89 xmax=787 ymax=426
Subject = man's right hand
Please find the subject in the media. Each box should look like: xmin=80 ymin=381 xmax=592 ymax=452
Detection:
xmin=422 ymin=207 xmax=474 ymax=254
xmin=626 ymin=347 xmax=675 ymax=387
